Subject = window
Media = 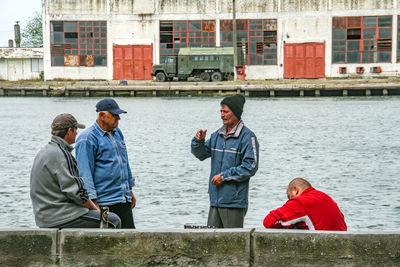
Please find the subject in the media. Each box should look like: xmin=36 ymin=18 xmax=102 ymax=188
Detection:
xmin=50 ymin=21 xmax=107 ymax=66
xmin=332 ymin=16 xmax=392 ymax=64
xmin=160 ymin=20 xmax=216 ymax=63
xmin=31 ymin=59 xmax=43 ymax=72
xmin=220 ymin=19 xmax=277 ymax=65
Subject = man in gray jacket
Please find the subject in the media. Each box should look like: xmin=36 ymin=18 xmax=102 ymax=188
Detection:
xmin=30 ymin=113 xmax=121 ymax=228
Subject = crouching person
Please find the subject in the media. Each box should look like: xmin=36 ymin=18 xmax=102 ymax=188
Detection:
xmin=264 ymin=178 xmax=347 ymax=231
xmin=30 ymin=113 xmax=121 ymax=228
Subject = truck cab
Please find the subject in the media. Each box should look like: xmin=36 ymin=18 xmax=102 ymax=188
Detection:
xmin=151 ymin=56 xmax=177 ymax=82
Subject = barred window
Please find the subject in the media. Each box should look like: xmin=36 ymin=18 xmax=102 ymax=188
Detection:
xmin=160 ymin=20 xmax=216 ymax=63
xmin=50 ymin=21 xmax=107 ymax=67
xmin=220 ymin=19 xmax=277 ymax=65
xmin=332 ymin=16 xmax=392 ymax=64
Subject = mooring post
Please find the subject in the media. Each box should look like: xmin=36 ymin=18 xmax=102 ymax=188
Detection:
xmin=21 ymin=89 xmax=25 ymax=96
xmin=343 ymin=89 xmax=348 ymax=97
xmin=130 ymin=90 xmax=135 ymax=97
xmin=300 ymin=90 xmax=304 ymax=97
xmin=85 ymin=90 xmax=90 ymax=97
xmin=383 ymin=89 xmax=388 ymax=96
xmin=109 ymin=90 xmax=114 ymax=97
xmin=245 ymin=91 xmax=250 ymax=97
xmin=65 ymin=90 xmax=70 ymax=97
xmin=42 ymin=90 xmax=47 ymax=96
xmin=0 ymin=89 xmax=4 ymax=96
xmin=152 ymin=90 xmax=157 ymax=96
xmin=198 ymin=90 xmax=202 ymax=95
xmin=269 ymin=90 xmax=275 ymax=97
xmin=175 ymin=90 xmax=179 ymax=95
xmin=237 ymin=89 xmax=241 ymax=94
xmin=315 ymin=89 xmax=320 ymax=97
xmin=366 ymin=89 xmax=371 ymax=96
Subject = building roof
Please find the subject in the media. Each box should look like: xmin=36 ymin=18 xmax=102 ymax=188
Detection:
xmin=178 ymin=47 xmax=234 ymax=56
xmin=0 ymin=48 xmax=43 ymax=59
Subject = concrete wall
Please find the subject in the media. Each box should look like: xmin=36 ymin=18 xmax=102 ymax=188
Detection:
xmin=43 ymin=0 xmax=400 ymax=80
xmin=1 ymin=228 xmax=399 ymax=266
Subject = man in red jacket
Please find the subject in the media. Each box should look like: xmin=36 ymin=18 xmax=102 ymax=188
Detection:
xmin=263 ymin=178 xmax=347 ymax=231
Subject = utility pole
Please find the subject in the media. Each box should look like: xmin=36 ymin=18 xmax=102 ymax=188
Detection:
xmin=232 ymin=0 xmax=237 ymax=81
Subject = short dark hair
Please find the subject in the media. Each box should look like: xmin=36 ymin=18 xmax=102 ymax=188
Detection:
xmin=52 ymin=127 xmax=72 ymax=138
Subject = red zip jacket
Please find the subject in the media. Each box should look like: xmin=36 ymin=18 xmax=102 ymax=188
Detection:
xmin=263 ymin=187 xmax=347 ymax=231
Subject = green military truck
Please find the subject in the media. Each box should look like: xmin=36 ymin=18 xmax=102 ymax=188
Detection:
xmin=151 ymin=47 xmax=244 ymax=82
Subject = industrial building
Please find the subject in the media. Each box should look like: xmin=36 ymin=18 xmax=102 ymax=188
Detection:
xmin=42 ymin=0 xmax=400 ymax=81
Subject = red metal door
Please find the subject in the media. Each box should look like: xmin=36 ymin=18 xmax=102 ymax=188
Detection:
xmin=113 ymin=45 xmax=153 ymax=80
xmin=284 ymin=42 xmax=325 ymax=79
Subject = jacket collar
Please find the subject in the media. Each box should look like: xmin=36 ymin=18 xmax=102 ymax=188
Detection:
xmin=218 ymin=120 xmax=244 ymax=138
xmin=94 ymin=121 xmax=116 ymax=136
xmin=51 ymin=135 xmax=74 ymax=152
xmin=299 ymin=187 xmax=315 ymax=196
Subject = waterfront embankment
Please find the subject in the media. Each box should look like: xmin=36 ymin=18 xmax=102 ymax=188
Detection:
xmin=1 ymin=228 xmax=399 ymax=266
xmin=2 ymin=77 xmax=400 ymax=97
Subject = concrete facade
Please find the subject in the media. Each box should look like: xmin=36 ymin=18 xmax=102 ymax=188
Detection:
xmin=0 ymin=48 xmax=44 ymax=81
xmin=0 ymin=228 xmax=399 ymax=266
xmin=42 ymin=0 xmax=400 ymax=80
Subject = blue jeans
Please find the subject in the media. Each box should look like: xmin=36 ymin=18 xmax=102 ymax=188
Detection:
xmin=55 ymin=210 xmax=121 ymax=228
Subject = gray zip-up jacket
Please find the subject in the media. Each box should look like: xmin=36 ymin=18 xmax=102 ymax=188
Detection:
xmin=30 ymin=136 xmax=89 ymax=227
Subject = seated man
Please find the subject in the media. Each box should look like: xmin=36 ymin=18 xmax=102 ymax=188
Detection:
xmin=30 ymin=113 xmax=121 ymax=228
xmin=263 ymin=178 xmax=347 ymax=231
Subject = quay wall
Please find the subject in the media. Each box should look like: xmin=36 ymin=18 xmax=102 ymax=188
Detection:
xmin=0 ymin=228 xmax=399 ymax=267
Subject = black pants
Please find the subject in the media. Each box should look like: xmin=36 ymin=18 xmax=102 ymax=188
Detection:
xmin=106 ymin=202 xmax=135 ymax=229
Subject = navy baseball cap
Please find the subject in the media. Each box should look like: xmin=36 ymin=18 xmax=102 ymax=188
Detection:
xmin=95 ymin=98 xmax=127 ymax=115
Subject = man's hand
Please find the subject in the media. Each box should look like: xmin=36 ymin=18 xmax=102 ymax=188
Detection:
xmin=130 ymin=190 xmax=136 ymax=208
xmin=211 ymin=174 xmax=223 ymax=186
xmin=81 ymin=199 xmax=100 ymax=211
xmin=195 ymin=129 xmax=207 ymax=141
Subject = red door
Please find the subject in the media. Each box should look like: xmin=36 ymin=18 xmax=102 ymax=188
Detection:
xmin=113 ymin=45 xmax=153 ymax=80
xmin=284 ymin=42 xmax=325 ymax=79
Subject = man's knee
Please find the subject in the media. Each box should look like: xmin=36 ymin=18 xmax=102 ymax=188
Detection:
xmin=108 ymin=212 xmax=122 ymax=228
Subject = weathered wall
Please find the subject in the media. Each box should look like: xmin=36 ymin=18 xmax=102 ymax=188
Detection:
xmin=219 ymin=0 xmax=279 ymax=14
xmin=1 ymin=229 xmax=399 ymax=267
xmin=280 ymin=0 xmax=329 ymax=12
xmin=110 ymin=0 xmax=156 ymax=15
xmin=0 ymin=59 xmax=43 ymax=81
xmin=157 ymin=0 xmax=217 ymax=15
xmin=332 ymin=0 xmax=395 ymax=10
xmin=0 ymin=229 xmax=56 ymax=266
xmin=48 ymin=0 xmax=107 ymax=15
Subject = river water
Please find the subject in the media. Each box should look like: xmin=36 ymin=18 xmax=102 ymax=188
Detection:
xmin=0 ymin=96 xmax=399 ymax=230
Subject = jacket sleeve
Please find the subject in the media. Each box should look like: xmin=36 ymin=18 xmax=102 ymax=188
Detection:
xmin=54 ymin=153 xmax=89 ymax=205
xmin=263 ymin=199 xmax=307 ymax=229
xmin=75 ymin=138 xmax=97 ymax=199
xmin=118 ymin=129 xmax=135 ymax=189
xmin=191 ymin=137 xmax=211 ymax=161
xmin=221 ymin=134 xmax=259 ymax=183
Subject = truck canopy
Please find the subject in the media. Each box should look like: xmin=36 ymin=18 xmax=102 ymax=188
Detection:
xmin=178 ymin=47 xmax=234 ymax=56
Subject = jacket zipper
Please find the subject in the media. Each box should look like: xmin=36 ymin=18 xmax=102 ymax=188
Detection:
xmin=108 ymin=132 xmax=127 ymax=201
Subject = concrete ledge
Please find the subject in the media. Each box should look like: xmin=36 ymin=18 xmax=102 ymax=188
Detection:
xmin=0 ymin=229 xmax=57 ymax=266
xmin=59 ymin=229 xmax=251 ymax=266
xmin=253 ymin=229 xmax=400 ymax=267
xmin=0 ymin=228 xmax=399 ymax=266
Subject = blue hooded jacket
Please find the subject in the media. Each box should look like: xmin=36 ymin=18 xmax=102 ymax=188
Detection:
xmin=191 ymin=121 xmax=259 ymax=208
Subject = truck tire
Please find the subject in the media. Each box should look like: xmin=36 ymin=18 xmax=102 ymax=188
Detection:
xmin=200 ymin=72 xmax=210 ymax=82
xmin=156 ymin=72 xmax=166 ymax=82
xmin=211 ymin=71 xmax=223 ymax=82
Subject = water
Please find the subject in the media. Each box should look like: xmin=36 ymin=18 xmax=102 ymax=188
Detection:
xmin=0 ymin=96 xmax=399 ymax=230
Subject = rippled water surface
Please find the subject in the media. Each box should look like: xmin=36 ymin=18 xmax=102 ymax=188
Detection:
xmin=0 ymin=96 xmax=399 ymax=230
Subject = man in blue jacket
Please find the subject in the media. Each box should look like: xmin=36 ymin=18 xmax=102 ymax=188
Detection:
xmin=191 ymin=94 xmax=259 ymax=228
xmin=75 ymin=98 xmax=136 ymax=228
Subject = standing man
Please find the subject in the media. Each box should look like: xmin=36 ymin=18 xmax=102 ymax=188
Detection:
xmin=191 ymin=94 xmax=259 ymax=228
xmin=75 ymin=98 xmax=136 ymax=228
xmin=263 ymin=178 xmax=347 ymax=231
xmin=30 ymin=113 xmax=121 ymax=228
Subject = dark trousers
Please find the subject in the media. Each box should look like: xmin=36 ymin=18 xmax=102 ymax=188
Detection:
xmin=106 ymin=202 xmax=135 ymax=229
xmin=207 ymin=206 xmax=247 ymax=228
xmin=55 ymin=210 xmax=121 ymax=229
